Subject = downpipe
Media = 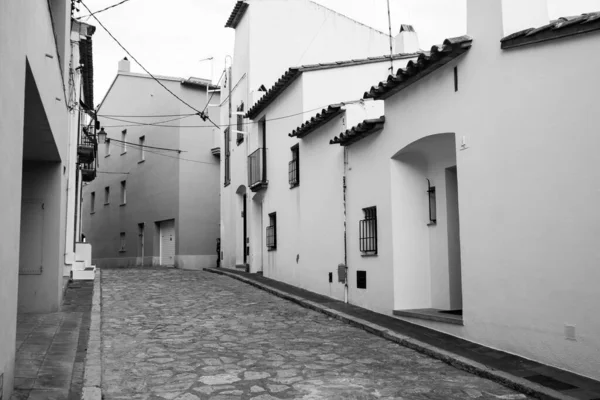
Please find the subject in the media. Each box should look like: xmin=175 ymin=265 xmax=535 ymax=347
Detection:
xmin=343 ymin=146 xmax=349 ymax=304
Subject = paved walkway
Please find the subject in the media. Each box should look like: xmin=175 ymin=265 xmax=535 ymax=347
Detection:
xmin=11 ymin=280 xmax=93 ymax=400
xmin=101 ymin=268 xmax=531 ymax=400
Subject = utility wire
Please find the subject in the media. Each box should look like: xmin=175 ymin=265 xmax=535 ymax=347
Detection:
xmin=80 ymin=0 xmax=213 ymax=125
xmin=99 ymin=100 xmax=365 ymax=129
xmin=100 ymin=115 xmax=194 ymax=126
xmin=99 ymin=112 xmax=197 ymax=118
xmin=142 ymin=147 xmax=218 ymax=165
xmin=97 ymin=171 xmax=130 ymax=174
xmin=106 ymin=137 xmax=185 ymax=153
xmin=202 ymin=69 xmax=226 ymax=115
xmin=78 ymin=0 xmax=134 ymax=19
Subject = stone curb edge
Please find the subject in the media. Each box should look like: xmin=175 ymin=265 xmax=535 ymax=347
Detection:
xmin=204 ymin=267 xmax=577 ymax=400
xmin=81 ymin=269 xmax=102 ymax=400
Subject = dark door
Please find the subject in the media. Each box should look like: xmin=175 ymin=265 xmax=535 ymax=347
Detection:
xmin=243 ymin=194 xmax=248 ymax=264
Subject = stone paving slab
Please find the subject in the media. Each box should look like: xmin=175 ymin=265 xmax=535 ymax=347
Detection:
xmin=101 ymin=268 xmax=534 ymax=400
xmin=206 ymin=268 xmax=600 ymax=400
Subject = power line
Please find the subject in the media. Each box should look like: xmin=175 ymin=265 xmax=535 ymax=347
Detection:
xmin=98 ymin=100 xmax=365 ymax=129
xmin=202 ymin=69 xmax=226 ymax=115
xmin=99 ymin=113 xmax=197 ymax=118
xmin=97 ymin=171 xmax=130 ymax=174
xmin=106 ymin=137 xmax=184 ymax=153
xmin=142 ymin=147 xmax=218 ymax=165
xmin=80 ymin=1 xmax=211 ymax=122
xmin=78 ymin=0 xmax=134 ymax=19
xmin=100 ymin=115 xmax=193 ymax=126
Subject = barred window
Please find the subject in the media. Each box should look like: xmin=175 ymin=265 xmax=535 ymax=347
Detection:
xmin=359 ymin=206 xmax=377 ymax=254
xmin=266 ymin=212 xmax=277 ymax=250
xmin=119 ymin=232 xmax=126 ymax=252
xmin=224 ymin=127 xmax=231 ymax=186
xmin=289 ymin=144 xmax=299 ymax=187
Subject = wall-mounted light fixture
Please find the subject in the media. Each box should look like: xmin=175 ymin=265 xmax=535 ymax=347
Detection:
xmin=427 ymin=179 xmax=436 ymax=224
xmin=97 ymin=127 xmax=107 ymax=144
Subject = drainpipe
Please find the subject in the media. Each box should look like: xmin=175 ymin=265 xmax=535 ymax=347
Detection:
xmin=342 ymin=139 xmax=349 ymax=304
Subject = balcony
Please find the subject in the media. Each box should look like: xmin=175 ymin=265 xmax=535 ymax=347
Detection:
xmin=78 ymin=130 xmax=96 ymax=164
xmin=248 ymin=147 xmax=268 ymax=192
xmin=81 ymin=162 xmax=96 ymax=182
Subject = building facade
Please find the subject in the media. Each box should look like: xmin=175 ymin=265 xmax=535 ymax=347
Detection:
xmin=0 ymin=1 xmax=96 ymax=398
xmin=82 ymin=59 xmax=221 ymax=270
xmin=220 ymin=0 xmax=600 ymax=381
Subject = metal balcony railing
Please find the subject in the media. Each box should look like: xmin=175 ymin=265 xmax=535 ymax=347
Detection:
xmin=248 ymin=147 xmax=267 ymax=191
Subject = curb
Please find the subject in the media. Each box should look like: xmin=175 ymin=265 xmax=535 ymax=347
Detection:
xmin=204 ymin=267 xmax=577 ymax=400
xmin=81 ymin=269 xmax=102 ymax=400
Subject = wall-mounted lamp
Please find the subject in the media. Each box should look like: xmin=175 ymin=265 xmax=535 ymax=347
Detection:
xmin=97 ymin=127 xmax=107 ymax=144
xmin=427 ymin=179 xmax=436 ymax=224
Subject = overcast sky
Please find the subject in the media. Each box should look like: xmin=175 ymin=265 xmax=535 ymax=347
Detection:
xmin=76 ymin=0 xmax=600 ymax=106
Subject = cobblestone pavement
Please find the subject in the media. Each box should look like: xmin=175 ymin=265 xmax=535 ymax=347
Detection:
xmin=101 ymin=269 xmax=531 ymax=400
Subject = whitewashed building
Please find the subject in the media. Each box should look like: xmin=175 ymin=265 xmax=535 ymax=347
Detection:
xmin=220 ymin=0 xmax=600 ymax=382
xmin=0 ymin=2 xmax=96 ymax=398
xmin=219 ymin=0 xmax=417 ymax=272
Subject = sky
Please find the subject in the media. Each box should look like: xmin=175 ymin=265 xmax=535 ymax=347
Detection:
xmin=75 ymin=0 xmax=600 ymax=107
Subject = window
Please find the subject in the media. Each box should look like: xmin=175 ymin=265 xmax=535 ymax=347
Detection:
xmin=357 ymin=271 xmax=367 ymax=289
xmin=105 ymin=140 xmax=110 ymax=157
xmin=224 ymin=127 xmax=231 ymax=186
xmin=359 ymin=206 xmax=377 ymax=254
xmin=236 ymin=102 xmax=244 ymax=145
xmin=119 ymin=232 xmax=126 ymax=252
xmin=266 ymin=212 xmax=277 ymax=250
xmin=104 ymin=186 xmax=110 ymax=205
xmin=139 ymin=136 xmax=145 ymax=162
xmin=289 ymin=144 xmax=299 ymax=187
xmin=91 ymin=192 xmax=95 ymax=213
xmin=121 ymin=129 xmax=127 ymax=154
xmin=120 ymin=181 xmax=127 ymax=205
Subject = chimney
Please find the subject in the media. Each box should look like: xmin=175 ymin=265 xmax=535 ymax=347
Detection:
xmin=468 ymin=0 xmax=548 ymax=42
xmin=393 ymin=24 xmax=420 ymax=54
xmin=118 ymin=57 xmax=130 ymax=73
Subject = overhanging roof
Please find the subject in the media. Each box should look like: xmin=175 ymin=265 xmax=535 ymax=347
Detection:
xmin=288 ymin=104 xmax=344 ymax=139
xmin=330 ymin=117 xmax=385 ymax=146
xmin=246 ymin=53 xmax=419 ymax=120
xmin=501 ymin=12 xmax=600 ymax=49
xmin=225 ymin=1 xmax=249 ymax=28
xmin=363 ymin=36 xmax=473 ymax=101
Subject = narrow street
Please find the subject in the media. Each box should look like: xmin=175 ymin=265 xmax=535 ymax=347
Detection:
xmin=101 ymin=269 xmax=530 ymax=400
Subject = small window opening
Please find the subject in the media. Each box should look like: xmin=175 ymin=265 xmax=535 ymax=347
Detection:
xmin=359 ymin=206 xmax=377 ymax=254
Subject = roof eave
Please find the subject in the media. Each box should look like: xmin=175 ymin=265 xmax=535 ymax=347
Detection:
xmin=225 ymin=1 xmax=249 ymax=29
xmin=288 ymin=104 xmax=345 ymax=139
xmin=501 ymin=19 xmax=600 ymax=49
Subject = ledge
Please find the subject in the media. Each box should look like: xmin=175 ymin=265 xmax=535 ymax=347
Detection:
xmin=361 ymin=253 xmax=378 ymax=258
xmin=393 ymin=308 xmax=463 ymax=325
xmin=120 ymin=203 xmax=126 ymax=207
xmin=138 ymin=160 xmax=145 ymax=164
xmin=105 ymin=154 xmax=110 ymax=158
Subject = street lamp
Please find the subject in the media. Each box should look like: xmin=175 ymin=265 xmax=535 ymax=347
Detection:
xmin=97 ymin=127 xmax=107 ymax=144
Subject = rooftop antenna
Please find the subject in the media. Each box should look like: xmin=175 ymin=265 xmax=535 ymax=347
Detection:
xmin=386 ymin=0 xmax=394 ymax=73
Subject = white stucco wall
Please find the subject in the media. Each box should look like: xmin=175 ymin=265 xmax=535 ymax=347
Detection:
xmin=0 ymin=1 xmax=71 ymax=397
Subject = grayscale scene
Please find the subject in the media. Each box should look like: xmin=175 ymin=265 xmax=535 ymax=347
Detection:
xmin=2 ymin=0 xmax=600 ymax=399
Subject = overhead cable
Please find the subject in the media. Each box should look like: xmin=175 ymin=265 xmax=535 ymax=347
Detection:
xmin=78 ymin=0 xmax=134 ymax=19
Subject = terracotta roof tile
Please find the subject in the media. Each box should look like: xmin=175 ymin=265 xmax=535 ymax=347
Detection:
xmin=245 ymin=53 xmax=419 ymax=120
xmin=501 ymin=11 xmax=600 ymax=49
xmin=288 ymin=104 xmax=344 ymax=139
xmin=363 ymin=36 xmax=473 ymax=101
xmin=225 ymin=1 xmax=249 ymax=29
xmin=329 ymin=116 xmax=385 ymax=146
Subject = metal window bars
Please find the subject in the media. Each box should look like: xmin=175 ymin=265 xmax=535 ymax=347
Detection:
xmin=224 ymin=128 xmax=231 ymax=186
xmin=236 ymin=103 xmax=244 ymax=145
xmin=288 ymin=158 xmax=299 ymax=187
xmin=359 ymin=206 xmax=377 ymax=254
xmin=266 ymin=212 xmax=276 ymax=249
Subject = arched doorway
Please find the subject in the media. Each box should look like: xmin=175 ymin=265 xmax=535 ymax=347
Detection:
xmin=391 ymin=133 xmax=463 ymax=316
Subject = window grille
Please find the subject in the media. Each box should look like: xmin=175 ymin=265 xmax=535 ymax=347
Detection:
xmin=236 ymin=102 xmax=244 ymax=145
xmin=289 ymin=144 xmax=299 ymax=187
xmin=224 ymin=128 xmax=231 ymax=186
xmin=104 ymin=186 xmax=110 ymax=204
xmin=266 ymin=212 xmax=277 ymax=250
xmin=359 ymin=206 xmax=377 ymax=254
xmin=427 ymin=179 xmax=437 ymax=224
xmin=91 ymin=192 xmax=95 ymax=213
